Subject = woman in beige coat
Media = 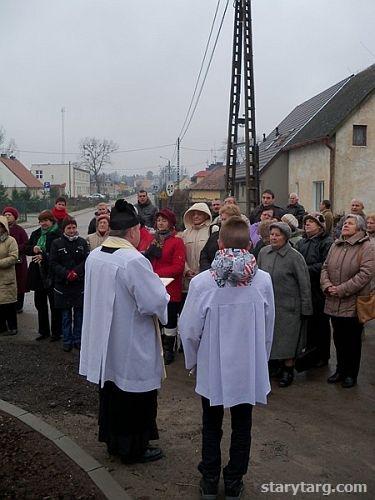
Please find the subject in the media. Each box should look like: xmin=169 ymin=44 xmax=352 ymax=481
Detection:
xmin=86 ymin=214 xmax=110 ymax=251
xmin=181 ymin=203 xmax=212 ymax=291
xmin=321 ymin=214 xmax=374 ymax=388
xmin=0 ymin=215 xmax=19 ymax=335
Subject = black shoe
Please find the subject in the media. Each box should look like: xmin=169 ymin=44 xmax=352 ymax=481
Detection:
xmin=225 ymin=479 xmax=244 ymax=499
xmin=327 ymin=371 xmax=342 ymax=384
xmin=341 ymin=377 xmax=356 ymax=388
xmin=315 ymin=359 xmax=329 ymax=368
xmin=122 ymin=446 xmax=163 ymax=464
xmin=73 ymin=343 xmax=81 ymax=350
xmin=50 ymin=335 xmax=61 ymax=342
xmin=1 ymin=329 xmax=18 ymax=336
xmin=63 ymin=344 xmax=72 ymax=352
xmin=35 ymin=334 xmax=49 ymax=341
xmin=278 ymin=368 xmax=294 ymax=388
xmin=200 ymin=476 xmax=219 ymax=500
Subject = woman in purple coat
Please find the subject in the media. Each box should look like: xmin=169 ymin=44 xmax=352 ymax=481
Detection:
xmin=2 ymin=207 xmax=29 ymax=312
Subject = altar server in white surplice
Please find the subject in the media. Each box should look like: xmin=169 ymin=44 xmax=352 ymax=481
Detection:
xmin=79 ymin=200 xmax=169 ymax=465
xmin=179 ymin=216 xmax=275 ymax=500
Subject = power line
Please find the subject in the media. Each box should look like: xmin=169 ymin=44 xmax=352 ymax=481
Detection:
xmin=15 ymin=143 xmax=175 ymax=156
xmin=179 ymin=0 xmax=229 ymax=142
xmin=177 ymin=0 xmax=222 ymax=139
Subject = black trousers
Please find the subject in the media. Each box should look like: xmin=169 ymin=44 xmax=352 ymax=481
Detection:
xmin=331 ymin=316 xmax=363 ymax=379
xmin=16 ymin=293 xmax=25 ymax=312
xmin=199 ymin=397 xmax=253 ymax=483
xmin=34 ymin=289 xmax=62 ymax=338
xmin=0 ymin=303 xmax=17 ymax=331
xmin=99 ymin=381 xmax=158 ymax=460
xmin=306 ymin=312 xmax=331 ymax=362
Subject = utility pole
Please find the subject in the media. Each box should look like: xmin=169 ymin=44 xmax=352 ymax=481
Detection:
xmin=225 ymin=0 xmax=259 ymax=215
xmin=61 ymin=107 xmax=65 ymax=164
xmin=177 ymin=137 xmax=180 ymax=189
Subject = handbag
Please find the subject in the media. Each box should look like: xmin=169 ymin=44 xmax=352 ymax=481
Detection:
xmin=356 ymin=293 xmax=375 ymax=324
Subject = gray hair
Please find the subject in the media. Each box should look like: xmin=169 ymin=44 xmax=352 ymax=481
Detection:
xmin=344 ymin=214 xmax=366 ymax=232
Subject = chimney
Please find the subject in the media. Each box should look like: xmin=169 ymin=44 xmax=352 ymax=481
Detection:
xmin=1 ymin=153 xmax=8 ymax=158
xmin=275 ymin=127 xmax=280 ymax=137
xmin=263 ymin=133 xmax=266 ymax=142
xmin=10 ymin=155 xmax=16 ymax=160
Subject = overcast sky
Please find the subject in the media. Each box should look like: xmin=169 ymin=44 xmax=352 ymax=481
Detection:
xmin=1 ymin=0 xmax=374 ymax=176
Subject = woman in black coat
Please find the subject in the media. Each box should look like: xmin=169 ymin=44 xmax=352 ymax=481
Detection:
xmin=49 ymin=217 xmax=89 ymax=352
xmin=26 ymin=210 xmax=62 ymax=341
xmin=295 ymin=213 xmax=333 ymax=367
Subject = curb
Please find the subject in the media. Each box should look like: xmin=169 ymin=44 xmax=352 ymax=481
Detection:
xmin=0 ymin=399 xmax=132 ymax=500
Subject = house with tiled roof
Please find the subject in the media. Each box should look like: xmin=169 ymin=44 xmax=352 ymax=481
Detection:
xmin=0 ymin=155 xmax=43 ymax=197
xmin=235 ymin=63 xmax=375 ymax=214
xmin=189 ymin=165 xmax=226 ymax=204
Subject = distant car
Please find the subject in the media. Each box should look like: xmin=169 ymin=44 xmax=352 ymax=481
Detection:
xmin=88 ymin=193 xmax=106 ymax=200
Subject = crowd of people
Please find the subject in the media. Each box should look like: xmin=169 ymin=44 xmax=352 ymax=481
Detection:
xmin=0 ymin=188 xmax=374 ymax=500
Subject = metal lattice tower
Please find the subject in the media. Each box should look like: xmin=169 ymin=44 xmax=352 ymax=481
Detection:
xmin=225 ymin=0 xmax=259 ymax=213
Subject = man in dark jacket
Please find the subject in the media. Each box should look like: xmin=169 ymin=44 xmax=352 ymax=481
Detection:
xmin=285 ymin=193 xmax=306 ymax=228
xmin=295 ymin=213 xmax=333 ymax=367
xmin=249 ymin=189 xmax=285 ymax=224
xmin=199 ymin=204 xmax=242 ymax=272
xmin=135 ymin=190 xmax=157 ymax=228
xmin=50 ymin=217 xmax=89 ymax=351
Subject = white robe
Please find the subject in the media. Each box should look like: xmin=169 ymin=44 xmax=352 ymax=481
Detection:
xmin=79 ymin=246 xmax=169 ymax=393
xmin=179 ymin=269 xmax=275 ymax=408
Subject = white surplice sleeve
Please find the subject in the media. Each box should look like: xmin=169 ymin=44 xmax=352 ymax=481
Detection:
xmin=179 ymin=277 xmax=208 ymax=370
xmin=126 ymin=255 xmax=169 ymax=324
xmin=263 ymin=272 xmax=275 ymax=359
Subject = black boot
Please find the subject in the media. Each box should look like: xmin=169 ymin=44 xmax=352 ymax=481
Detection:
xmin=200 ymin=475 xmax=219 ymax=500
xmin=278 ymin=366 xmax=294 ymax=388
xmin=224 ymin=478 xmax=244 ymax=499
xmin=162 ymin=334 xmax=176 ymax=365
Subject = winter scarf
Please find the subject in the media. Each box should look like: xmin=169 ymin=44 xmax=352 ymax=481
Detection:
xmin=36 ymin=223 xmax=59 ymax=252
xmin=146 ymin=229 xmax=174 ymax=259
xmin=51 ymin=206 xmax=68 ymax=222
xmin=63 ymin=233 xmax=79 ymax=242
xmin=210 ymin=248 xmax=257 ymax=288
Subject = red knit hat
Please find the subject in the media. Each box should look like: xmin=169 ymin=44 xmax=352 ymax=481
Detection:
xmin=155 ymin=208 xmax=176 ymax=228
xmin=2 ymin=206 xmax=19 ymax=220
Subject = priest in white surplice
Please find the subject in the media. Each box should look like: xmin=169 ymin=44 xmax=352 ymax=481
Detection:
xmin=179 ymin=216 xmax=275 ymax=499
xmin=79 ymin=200 xmax=169 ymax=464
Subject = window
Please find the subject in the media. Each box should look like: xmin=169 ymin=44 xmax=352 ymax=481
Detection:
xmin=313 ymin=181 xmax=324 ymax=211
xmin=353 ymin=125 xmax=367 ymax=146
xmin=35 ymin=169 xmax=43 ymax=179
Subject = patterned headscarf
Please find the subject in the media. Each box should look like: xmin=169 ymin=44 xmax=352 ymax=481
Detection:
xmin=210 ymin=248 xmax=257 ymax=287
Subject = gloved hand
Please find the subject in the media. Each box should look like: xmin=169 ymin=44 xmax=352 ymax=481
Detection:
xmin=66 ymin=270 xmax=78 ymax=282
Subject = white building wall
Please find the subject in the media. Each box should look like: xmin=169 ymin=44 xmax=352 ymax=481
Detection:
xmin=0 ymin=162 xmax=26 ymax=188
xmin=31 ymin=163 xmax=90 ymax=197
xmin=334 ymin=91 xmax=375 ymax=214
xmin=288 ymin=143 xmax=330 ymax=212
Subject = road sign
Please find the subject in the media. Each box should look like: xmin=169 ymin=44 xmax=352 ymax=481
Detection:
xmin=43 ymin=181 xmax=51 ymax=192
xmin=152 ymin=184 xmax=159 ymax=193
xmin=166 ymin=182 xmax=175 ymax=197
xmin=159 ymin=191 xmax=168 ymax=200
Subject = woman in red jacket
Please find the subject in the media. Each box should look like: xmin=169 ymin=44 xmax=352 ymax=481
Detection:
xmin=146 ymin=208 xmax=185 ymax=364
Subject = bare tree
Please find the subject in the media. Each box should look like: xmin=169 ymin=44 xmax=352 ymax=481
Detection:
xmin=79 ymin=137 xmax=118 ymax=193
xmin=0 ymin=127 xmax=18 ymax=157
